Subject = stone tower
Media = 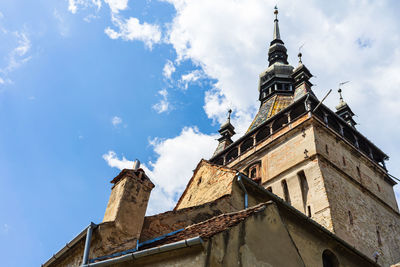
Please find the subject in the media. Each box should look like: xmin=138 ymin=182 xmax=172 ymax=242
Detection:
xmin=209 ymin=7 xmax=400 ymax=266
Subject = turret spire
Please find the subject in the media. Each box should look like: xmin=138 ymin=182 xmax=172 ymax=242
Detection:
xmin=212 ymin=109 xmax=236 ymax=158
xmin=335 ymin=83 xmax=357 ymax=127
xmin=268 ymin=6 xmax=288 ymax=66
xmin=273 ymin=6 xmax=281 ymax=40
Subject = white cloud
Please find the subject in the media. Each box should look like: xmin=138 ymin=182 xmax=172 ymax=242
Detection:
xmin=104 ymin=0 xmax=128 ymax=14
xmin=103 ymin=151 xmax=135 ymax=170
xmin=179 ymin=69 xmax=205 ymax=90
xmin=103 ymin=127 xmax=217 ymax=214
xmin=53 ymin=9 xmax=70 ymax=37
xmin=162 ymin=60 xmax=175 ymax=79
xmin=68 ymin=0 xmax=101 ymax=14
xmin=104 ymin=15 xmax=161 ymax=49
xmin=68 ymin=0 xmax=78 ymax=14
xmin=152 ymin=89 xmax=171 ymax=113
xmin=0 ymin=30 xmax=31 ymax=87
xmin=111 ymin=116 xmax=122 ymax=126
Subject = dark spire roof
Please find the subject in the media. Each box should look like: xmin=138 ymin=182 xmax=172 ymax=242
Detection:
xmin=335 ymin=87 xmax=357 ymax=127
xmin=273 ymin=6 xmax=281 ymax=40
xmin=213 ymin=110 xmax=236 ymax=157
xmin=268 ymin=6 xmax=288 ymax=66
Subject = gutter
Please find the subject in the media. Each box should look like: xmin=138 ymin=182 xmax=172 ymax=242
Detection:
xmin=42 ymin=222 xmax=98 ymax=267
xmin=82 ymin=236 xmax=203 ymax=267
xmin=236 ymin=173 xmax=248 ymax=209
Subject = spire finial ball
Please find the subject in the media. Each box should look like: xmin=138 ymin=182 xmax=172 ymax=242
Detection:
xmin=298 ymin=52 xmax=302 ymax=63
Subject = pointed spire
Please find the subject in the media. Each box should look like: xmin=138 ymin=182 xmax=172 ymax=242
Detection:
xmin=335 ymin=84 xmax=357 ymax=127
xmin=273 ymin=6 xmax=281 ymax=40
xmin=213 ymin=110 xmax=235 ymax=157
xmin=268 ymin=6 xmax=288 ymax=66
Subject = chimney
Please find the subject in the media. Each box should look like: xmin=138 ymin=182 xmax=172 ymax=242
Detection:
xmin=103 ymin=165 xmax=154 ymax=242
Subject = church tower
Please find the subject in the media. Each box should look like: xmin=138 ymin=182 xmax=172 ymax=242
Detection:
xmin=210 ymin=7 xmax=400 ymax=266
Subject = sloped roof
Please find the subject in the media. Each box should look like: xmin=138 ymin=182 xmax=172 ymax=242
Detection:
xmin=247 ymin=94 xmax=293 ymax=133
xmin=139 ymin=203 xmax=268 ymax=250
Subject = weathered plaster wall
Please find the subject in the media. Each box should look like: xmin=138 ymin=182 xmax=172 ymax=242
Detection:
xmin=283 ymin=210 xmax=378 ymax=267
xmin=113 ymin=202 xmax=376 ymax=267
xmin=175 ymin=160 xmax=237 ymax=210
xmin=319 ymin=158 xmax=400 ymax=266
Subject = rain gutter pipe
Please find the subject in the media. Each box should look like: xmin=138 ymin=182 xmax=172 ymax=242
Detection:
xmin=42 ymin=222 xmax=97 ymax=267
xmin=237 ymin=173 xmax=248 ymax=209
xmin=82 ymin=222 xmax=97 ymax=265
xmin=81 ymin=236 xmax=203 ymax=267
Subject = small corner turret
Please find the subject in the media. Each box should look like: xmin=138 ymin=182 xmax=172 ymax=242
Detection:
xmin=335 ymin=84 xmax=357 ymax=127
xmin=213 ymin=109 xmax=235 ymax=158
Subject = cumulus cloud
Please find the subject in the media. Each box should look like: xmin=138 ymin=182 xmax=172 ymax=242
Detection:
xmin=111 ymin=116 xmax=122 ymax=126
xmin=162 ymin=60 xmax=175 ymax=79
xmin=103 ymin=127 xmax=217 ymax=214
xmin=152 ymin=89 xmax=171 ymax=113
xmin=104 ymin=15 xmax=161 ymax=49
xmin=179 ymin=69 xmax=205 ymax=90
xmin=103 ymin=151 xmax=135 ymax=170
xmin=104 ymin=0 xmax=128 ymax=14
xmin=68 ymin=0 xmax=101 ymax=14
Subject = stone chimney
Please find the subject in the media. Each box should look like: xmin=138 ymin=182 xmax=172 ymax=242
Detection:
xmin=103 ymin=167 xmax=154 ymax=241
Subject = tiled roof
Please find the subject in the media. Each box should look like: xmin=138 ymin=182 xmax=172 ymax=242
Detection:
xmin=139 ymin=203 xmax=267 ymax=250
xmin=247 ymin=95 xmax=293 ymax=133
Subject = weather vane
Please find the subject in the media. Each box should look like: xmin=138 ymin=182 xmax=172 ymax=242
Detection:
xmin=338 ymin=81 xmax=350 ymax=101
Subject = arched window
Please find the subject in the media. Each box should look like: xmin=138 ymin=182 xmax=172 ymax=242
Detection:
xmin=240 ymin=138 xmax=253 ymax=153
xmin=226 ymin=147 xmax=238 ymax=162
xmin=256 ymin=127 xmax=269 ymax=143
xmin=322 ymin=250 xmax=339 ymax=267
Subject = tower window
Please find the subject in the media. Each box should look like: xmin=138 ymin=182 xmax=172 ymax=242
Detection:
xmin=298 ymin=170 xmax=309 ymax=213
xmin=376 ymin=226 xmax=382 ymax=246
xmin=325 ymin=144 xmax=329 ymax=155
xmin=250 ymin=168 xmax=257 ymax=178
xmin=267 ymin=186 xmax=272 ymax=193
xmin=356 ymin=166 xmax=361 ymax=177
xmin=377 ymin=183 xmax=381 ymax=192
xmin=197 ymin=177 xmax=202 ymax=186
xmin=307 ymin=206 xmax=312 ymax=217
xmin=348 ymin=210 xmax=353 ymax=225
xmin=281 ymin=179 xmax=291 ymax=204
xmin=342 ymin=156 xmax=346 ymax=166
xmin=247 ymin=162 xmax=261 ymax=182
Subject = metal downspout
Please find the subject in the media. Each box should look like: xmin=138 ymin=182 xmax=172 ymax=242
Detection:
xmin=82 ymin=222 xmax=96 ymax=266
xmin=236 ymin=173 xmax=248 ymax=209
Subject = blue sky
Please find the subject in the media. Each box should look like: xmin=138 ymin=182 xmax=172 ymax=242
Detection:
xmin=1 ymin=0 xmax=400 ymax=266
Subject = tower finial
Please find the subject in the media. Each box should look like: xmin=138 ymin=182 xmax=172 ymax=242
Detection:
xmin=338 ymin=81 xmax=350 ymax=105
xmin=272 ymin=6 xmax=281 ymax=40
xmin=335 ymin=81 xmax=356 ymax=127
xmin=228 ymin=109 xmax=232 ymax=123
